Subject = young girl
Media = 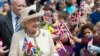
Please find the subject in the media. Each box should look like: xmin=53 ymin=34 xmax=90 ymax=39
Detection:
xmin=70 ymin=23 xmax=96 ymax=56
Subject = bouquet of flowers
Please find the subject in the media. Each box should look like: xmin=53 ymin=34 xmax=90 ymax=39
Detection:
xmin=23 ymin=47 xmax=42 ymax=56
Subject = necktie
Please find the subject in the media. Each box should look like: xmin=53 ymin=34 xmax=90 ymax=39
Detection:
xmin=15 ymin=16 xmax=21 ymax=32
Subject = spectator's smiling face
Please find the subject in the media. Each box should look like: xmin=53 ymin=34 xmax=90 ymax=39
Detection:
xmin=83 ymin=28 xmax=93 ymax=38
xmin=11 ymin=0 xmax=26 ymax=15
xmin=95 ymin=1 xmax=100 ymax=12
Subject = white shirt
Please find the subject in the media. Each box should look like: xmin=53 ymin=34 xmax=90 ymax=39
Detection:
xmin=11 ymin=11 xmax=18 ymax=32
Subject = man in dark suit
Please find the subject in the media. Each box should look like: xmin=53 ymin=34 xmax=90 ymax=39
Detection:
xmin=0 ymin=0 xmax=26 ymax=56
xmin=0 ymin=14 xmax=10 ymax=56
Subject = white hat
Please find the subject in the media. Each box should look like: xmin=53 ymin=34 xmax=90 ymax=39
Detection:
xmin=18 ymin=4 xmax=44 ymax=23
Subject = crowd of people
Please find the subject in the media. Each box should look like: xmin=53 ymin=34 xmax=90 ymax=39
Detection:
xmin=0 ymin=0 xmax=100 ymax=56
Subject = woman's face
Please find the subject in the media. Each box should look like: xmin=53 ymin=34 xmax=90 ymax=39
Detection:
xmin=83 ymin=28 xmax=93 ymax=38
xmin=3 ymin=3 xmax=10 ymax=11
xmin=24 ymin=17 xmax=40 ymax=33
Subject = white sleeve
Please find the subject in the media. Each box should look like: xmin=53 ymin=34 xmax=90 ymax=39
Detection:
xmin=48 ymin=31 xmax=59 ymax=56
xmin=88 ymin=39 xmax=100 ymax=53
xmin=89 ymin=45 xmax=100 ymax=53
xmin=8 ymin=33 xmax=19 ymax=56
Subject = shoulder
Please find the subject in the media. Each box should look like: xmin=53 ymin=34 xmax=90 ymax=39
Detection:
xmin=0 ymin=14 xmax=6 ymax=21
xmin=0 ymin=14 xmax=7 ymax=25
xmin=14 ymin=30 xmax=25 ymax=36
xmin=40 ymin=29 xmax=51 ymax=34
xmin=40 ymin=29 xmax=52 ymax=38
xmin=90 ymin=12 xmax=98 ymax=16
xmin=12 ymin=30 xmax=25 ymax=39
xmin=89 ymin=12 xmax=97 ymax=19
xmin=81 ymin=38 xmax=90 ymax=45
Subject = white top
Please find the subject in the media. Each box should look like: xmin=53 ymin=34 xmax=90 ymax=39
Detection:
xmin=11 ymin=11 xmax=17 ymax=32
xmin=9 ymin=29 xmax=59 ymax=56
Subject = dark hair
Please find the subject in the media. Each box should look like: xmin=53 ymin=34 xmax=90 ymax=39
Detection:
xmin=94 ymin=0 xmax=100 ymax=5
xmin=25 ymin=0 xmax=34 ymax=6
xmin=3 ymin=1 xmax=10 ymax=5
xmin=60 ymin=11 xmax=68 ymax=21
xmin=81 ymin=23 xmax=94 ymax=34
xmin=43 ymin=5 xmax=53 ymax=12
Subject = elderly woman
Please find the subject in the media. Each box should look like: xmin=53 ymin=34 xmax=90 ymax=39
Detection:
xmin=8 ymin=5 xmax=58 ymax=56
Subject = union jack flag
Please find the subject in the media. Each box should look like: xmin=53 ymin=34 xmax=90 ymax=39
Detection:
xmin=69 ymin=11 xmax=79 ymax=23
xmin=22 ymin=36 xmax=35 ymax=56
xmin=45 ymin=13 xmax=52 ymax=24
xmin=30 ymin=48 xmax=36 ymax=56
xmin=22 ymin=36 xmax=28 ymax=52
xmin=53 ymin=23 xmax=71 ymax=38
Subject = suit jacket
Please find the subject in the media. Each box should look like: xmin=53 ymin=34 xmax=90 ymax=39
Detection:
xmin=0 ymin=11 xmax=14 ymax=56
xmin=1 ymin=11 xmax=14 ymax=49
xmin=9 ymin=29 xmax=58 ymax=56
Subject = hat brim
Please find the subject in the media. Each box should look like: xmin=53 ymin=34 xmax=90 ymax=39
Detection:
xmin=18 ymin=10 xmax=44 ymax=23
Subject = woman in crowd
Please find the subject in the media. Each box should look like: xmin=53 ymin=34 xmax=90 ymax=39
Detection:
xmin=2 ymin=2 xmax=10 ymax=15
xmin=8 ymin=4 xmax=58 ymax=56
